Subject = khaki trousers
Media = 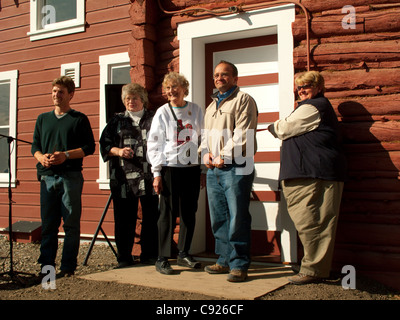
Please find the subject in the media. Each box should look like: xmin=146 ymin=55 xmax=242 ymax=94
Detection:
xmin=282 ymin=178 xmax=344 ymax=278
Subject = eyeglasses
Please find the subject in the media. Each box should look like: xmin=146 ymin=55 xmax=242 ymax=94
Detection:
xmin=164 ymin=85 xmax=179 ymax=91
xmin=297 ymin=84 xmax=313 ymax=91
xmin=213 ymin=73 xmax=231 ymax=79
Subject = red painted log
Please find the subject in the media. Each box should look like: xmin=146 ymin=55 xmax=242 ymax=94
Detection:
xmin=344 ymin=142 xmax=400 ymax=153
xmin=336 ymin=222 xmax=400 ymax=247
xmin=332 ymin=94 xmax=400 ymax=117
xmin=345 ymin=151 xmax=400 ymax=171
xmin=129 ymin=39 xmax=156 ymax=67
xmin=347 ymin=170 xmax=400 ymax=180
xmin=323 ymin=69 xmax=400 ymax=92
xmin=131 ymin=24 xmax=157 ymax=42
xmin=343 ymin=191 xmax=400 ymax=201
xmin=341 ymin=121 xmax=400 ymax=143
xmin=340 ymin=199 xmax=400 ymax=216
xmin=300 ymin=0 xmax=400 ymax=13
xmin=344 ymin=178 xmax=400 ymax=193
xmin=326 ymin=87 xmax=400 ymax=99
xmin=293 ymin=8 xmax=400 ymax=40
xmin=294 ymin=40 xmax=400 ymax=67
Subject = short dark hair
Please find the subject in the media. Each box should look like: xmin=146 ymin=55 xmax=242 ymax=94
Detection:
xmin=52 ymin=76 xmax=75 ymax=93
xmin=216 ymin=60 xmax=238 ymax=77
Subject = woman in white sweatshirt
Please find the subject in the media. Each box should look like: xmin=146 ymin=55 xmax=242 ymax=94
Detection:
xmin=147 ymin=72 xmax=204 ymax=275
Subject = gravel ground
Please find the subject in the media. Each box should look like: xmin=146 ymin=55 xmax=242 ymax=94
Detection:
xmin=1 ymin=235 xmax=399 ymax=302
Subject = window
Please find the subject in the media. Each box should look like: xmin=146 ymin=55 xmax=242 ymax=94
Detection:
xmin=0 ymin=70 xmax=18 ymax=188
xmin=28 ymin=0 xmax=85 ymax=41
xmin=97 ymin=53 xmax=131 ymax=189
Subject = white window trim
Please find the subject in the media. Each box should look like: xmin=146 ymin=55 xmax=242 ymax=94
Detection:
xmin=27 ymin=0 xmax=85 ymax=41
xmin=97 ymin=52 xmax=130 ymax=190
xmin=0 ymin=70 xmax=18 ymax=188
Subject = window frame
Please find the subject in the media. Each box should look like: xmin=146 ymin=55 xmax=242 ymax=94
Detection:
xmin=0 ymin=70 xmax=18 ymax=188
xmin=27 ymin=0 xmax=85 ymax=41
xmin=97 ymin=52 xmax=130 ymax=190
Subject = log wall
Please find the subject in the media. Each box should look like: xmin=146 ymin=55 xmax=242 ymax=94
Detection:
xmin=293 ymin=0 xmax=400 ymax=290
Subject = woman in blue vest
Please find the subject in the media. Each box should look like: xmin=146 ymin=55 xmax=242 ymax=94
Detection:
xmin=268 ymin=71 xmax=347 ymax=285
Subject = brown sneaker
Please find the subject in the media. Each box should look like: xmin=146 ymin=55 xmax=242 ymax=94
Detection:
xmin=204 ymin=263 xmax=229 ymax=274
xmin=227 ymin=269 xmax=248 ymax=282
xmin=288 ymin=273 xmax=320 ymax=285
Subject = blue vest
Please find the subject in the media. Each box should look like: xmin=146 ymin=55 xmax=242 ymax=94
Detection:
xmin=279 ymin=94 xmax=347 ymax=182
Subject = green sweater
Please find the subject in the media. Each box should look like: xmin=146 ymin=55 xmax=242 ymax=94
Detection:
xmin=31 ymin=109 xmax=95 ymax=177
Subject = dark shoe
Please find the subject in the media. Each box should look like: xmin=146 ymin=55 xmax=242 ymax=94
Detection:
xmin=115 ymin=260 xmax=135 ymax=269
xmin=155 ymin=260 xmax=174 ymax=275
xmin=36 ymin=270 xmax=46 ymax=283
xmin=140 ymin=257 xmax=158 ymax=265
xmin=177 ymin=256 xmax=201 ymax=269
xmin=57 ymin=270 xmax=75 ymax=278
xmin=288 ymin=273 xmax=320 ymax=285
xmin=227 ymin=269 xmax=248 ymax=282
xmin=204 ymin=263 xmax=230 ymax=274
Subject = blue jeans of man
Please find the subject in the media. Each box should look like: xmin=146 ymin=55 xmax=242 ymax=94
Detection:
xmin=39 ymin=171 xmax=84 ymax=272
xmin=206 ymin=165 xmax=254 ymax=271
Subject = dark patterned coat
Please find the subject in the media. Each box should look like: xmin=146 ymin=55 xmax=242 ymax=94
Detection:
xmin=100 ymin=109 xmax=155 ymax=198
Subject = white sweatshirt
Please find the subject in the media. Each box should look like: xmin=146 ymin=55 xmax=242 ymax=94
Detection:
xmin=147 ymin=101 xmax=204 ymax=177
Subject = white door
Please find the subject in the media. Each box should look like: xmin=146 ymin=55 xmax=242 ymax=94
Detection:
xmin=205 ymin=35 xmax=284 ymax=261
xmin=178 ymin=5 xmax=297 ymax=264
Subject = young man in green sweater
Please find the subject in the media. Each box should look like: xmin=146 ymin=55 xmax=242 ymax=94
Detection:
xmin=32 ymin=76 xmax=95 ymax=277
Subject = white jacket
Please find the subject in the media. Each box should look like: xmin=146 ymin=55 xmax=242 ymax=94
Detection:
xmin=147 ymin=101 xmax=204 ymax=176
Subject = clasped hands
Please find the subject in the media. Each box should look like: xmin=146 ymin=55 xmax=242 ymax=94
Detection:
xmin=203 ymin=152 xmax=225 ymax=169
xmin=39 ymin=151 xmax=68 ymax=168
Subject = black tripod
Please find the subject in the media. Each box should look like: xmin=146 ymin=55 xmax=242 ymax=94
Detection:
xmin=83 ymin=193 xmax=117 ymax=265
xmin=0 ymin=134 xmax=35 ymax=282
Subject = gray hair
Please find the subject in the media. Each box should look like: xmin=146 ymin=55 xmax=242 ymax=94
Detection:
xmin=162 ymin=72 xmax=189 ymax=97
xmin=121 ymin=83 xmax=149 ymax=109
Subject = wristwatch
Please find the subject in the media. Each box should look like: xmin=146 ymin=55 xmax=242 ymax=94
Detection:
xmin=65 ymin=151 xmax=70 ymax=159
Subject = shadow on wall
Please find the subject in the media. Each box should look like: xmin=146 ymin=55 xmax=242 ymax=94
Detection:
xmin=333 ymin=100 xmax=400 ymax=290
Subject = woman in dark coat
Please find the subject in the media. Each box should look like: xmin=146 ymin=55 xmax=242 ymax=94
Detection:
xmin=100 ymin=83 xmax=159 ymax=268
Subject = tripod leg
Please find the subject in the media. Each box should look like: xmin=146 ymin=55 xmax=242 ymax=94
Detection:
xmin=0 ymin=138 xmax=34 ymax=282
xmin=100 ymin=227 xmax=118 ymax=258
xmin=83 ymin=194 xmax=113 ymax=266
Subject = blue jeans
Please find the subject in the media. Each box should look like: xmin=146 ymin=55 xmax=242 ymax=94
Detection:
xmin=39 ymin=171 xmax=84 ymax=271
xmin=206 ymin=165 xmax=254 ymax=271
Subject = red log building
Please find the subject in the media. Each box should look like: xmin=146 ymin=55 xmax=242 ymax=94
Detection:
xmin=0 ymin=0 xmax=399 ymax=290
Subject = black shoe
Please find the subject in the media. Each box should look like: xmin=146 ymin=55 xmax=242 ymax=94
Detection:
xmin=115 ymin=260 xmax=135 ymax=269
xmin=177 ymin=256 xmax=201 ymax=269
xmin=57 ymin=270 xmax=75 ymax=278
xmin=155 ymin=260 xmax=174 ymax=275
xmin=140 ymin=256 xmax=158 ymax=265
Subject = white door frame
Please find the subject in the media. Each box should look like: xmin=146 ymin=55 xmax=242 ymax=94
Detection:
xmin=177 ymin=5 xmax=297 ymax=263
